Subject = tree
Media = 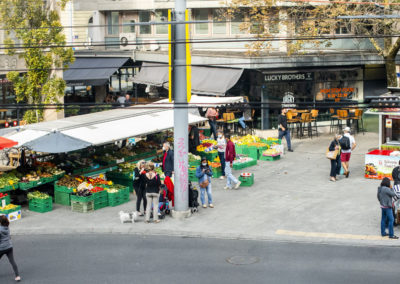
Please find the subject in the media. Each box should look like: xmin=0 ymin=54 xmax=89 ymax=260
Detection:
xmin=0 ymin=0 xmax=74 ymax=123
xmin=227 ymin=0 xmax=400 ymax=86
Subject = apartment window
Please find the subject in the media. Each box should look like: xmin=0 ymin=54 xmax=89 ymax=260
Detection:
xmin=212 ymin=10 xmax=226 ymax=35
xmin=335 ymin=20 xmax=350 ymax=34
xmin=155 ymin=10 xmax=168 ymax=34
xmin=268 ymin=19 xmax=279 ymax=34
xmin=139 ymin=11 xmax=151 ymax=34
xmin=250 ymin=21 xmax=265 ymax=34
xmin=107 ymin=12 xmax=119 ymax=35
xmin=231 ymin=13 xmax=245 ymax=35
xmin=193 ymin=9 xmax=209 ymax=35
xmin=122 ymin=20 xmax=136 ymax=33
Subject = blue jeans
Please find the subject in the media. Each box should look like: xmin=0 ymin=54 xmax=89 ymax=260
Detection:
xmin=278 ymin=130 xmax=292 ymax=150
xmin=218 ymin=152 xmax=226 ymax=176
xmin=381 ymin=208 xmax=394 ymax=237
xmin=238 ymin=116 xmax=246 ymax=129
xmin=225 ymin=163 xmax=238 ymax=188
xmin=209 ymin=120 xmax=217 ymax=139
xmin=199 ymin=182 xmax=213 ymax=205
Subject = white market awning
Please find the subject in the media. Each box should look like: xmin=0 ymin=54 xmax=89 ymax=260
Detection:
xmin=0 ymin=106 xmax=207 ymax=153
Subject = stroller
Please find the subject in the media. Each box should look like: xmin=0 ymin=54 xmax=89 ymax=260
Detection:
xmin=150 ymin=185 xmax=170 ymax=220
xmin=188 ymin=181 xmax=199 ymax=213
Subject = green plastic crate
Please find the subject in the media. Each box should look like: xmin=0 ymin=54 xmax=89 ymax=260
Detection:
xmin=212 ymin=170 xmax=222 ymax=178
xmin=243 ymin=147 xmax=258 ymax=160
xmin=54 ymin=183 xmax=74 ymax=193
xmin=239 ymin=174 xmax=254 ymax=187
xmin=106 ymin=177 xmax=133 ymax=192
xmin=235 ymin=144 xmax=247 ymax=155
xmin=189 ymin=160 xmax=200 ymax=167
xmin=19 ymin=180 xmax=38 ymax=191
xmin=106 ymin=171 xmax=132 ymax=180
xmin=259 ymin=155 xmax=280 ymax=161
xmin=70 ymin=194 xmax=94 ymax=202
xmin=29 ymin=198 xmax=53 ymax=213
xmin=54 ymin=190 xmax=71 ymax=206
xmin=245 ymin=159 xmax=257 ymax=167
xmin=204 ymin=152 xmax=218 ymax=162
xmin=94 ymin=201 xmax=108 ymax=210
xmin=94 ymin=194 xmax=108 ymax=204
xmin=0 ymin=205 xmax=21 ymax=214
xmin=71 ymin=200 xmax=94 ymax=213
xmin=0 ymin=195 xmax=11 ymax=205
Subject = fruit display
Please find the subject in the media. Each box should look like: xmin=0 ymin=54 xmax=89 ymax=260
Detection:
xmin=20 ymin=172 xmax=41 ymax=183
xmin=27 ymin=191 xmax=50 ymax=200
xmin=0 ymin=172 xmax=21 ymax=188
xmin=201 ymin=139 xmax=217 ymax=146
xmin=118 ymin=163 xmax=136 ymax=170
xmin=247 ymin=142 xmax=269 ymax=148
xmin=232 ymin=135 xmax=262 ymax=145
xmin=56 ymin=175 xmax=80 ymax=189
xmin=0 ymin=204 xmax=19 ymax=210
xmin=263 ymin=149 xmax=281 ymax=157
xmin=189 ymin=153 xmax=201 ymax=162
xmin=90 ymin=186 xmax=105 ymax=194
xmin=0 ymin=193 xmax=8 ymax=198
xmin=208 ymin=162 xmax=221 ymax=168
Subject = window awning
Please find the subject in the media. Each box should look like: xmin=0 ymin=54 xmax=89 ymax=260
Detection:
xmin=130 ymin=62 xmax=169 ymax=87
xmin=132 ymin=62 xmax=243 ymax=96
xmin=63 ymin=57 xmax=131 ymax=86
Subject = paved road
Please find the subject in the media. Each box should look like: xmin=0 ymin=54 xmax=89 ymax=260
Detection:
xmin=0 ymin=234 xmax=399 ymax=284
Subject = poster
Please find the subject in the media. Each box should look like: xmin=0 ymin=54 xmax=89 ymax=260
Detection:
xmin=365 ymin=153 xmax=400 ymax=180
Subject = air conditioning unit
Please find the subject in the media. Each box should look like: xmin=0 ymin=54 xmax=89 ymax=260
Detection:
xmin=142 ymin=39 xmax=161 ymax=51
xmin=120 ymin=33 xmax=137 ymax=50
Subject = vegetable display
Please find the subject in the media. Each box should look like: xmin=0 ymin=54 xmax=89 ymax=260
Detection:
xmin=27 ymin=191 xmax=50 ymax=200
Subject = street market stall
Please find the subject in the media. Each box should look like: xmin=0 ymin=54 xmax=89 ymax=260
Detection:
xmin=364 ymin=90 xmax=400 ymax=180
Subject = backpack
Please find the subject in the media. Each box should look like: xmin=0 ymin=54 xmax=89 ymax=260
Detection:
xmin=339 ymin=136 xmax=351 ymax=150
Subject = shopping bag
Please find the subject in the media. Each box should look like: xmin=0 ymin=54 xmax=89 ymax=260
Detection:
xmin=326 ymin=148 xmax=338 ymax=160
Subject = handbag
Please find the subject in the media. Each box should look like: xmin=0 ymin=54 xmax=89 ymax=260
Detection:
xmin=199 ymin=179 xmax=210 ymax=188
xmin=326 ymin=148 xmax=338 ymax=160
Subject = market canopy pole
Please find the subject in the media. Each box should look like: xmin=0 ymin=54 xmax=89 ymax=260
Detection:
xmin=171 ymin=0 xmax=191 ymax=218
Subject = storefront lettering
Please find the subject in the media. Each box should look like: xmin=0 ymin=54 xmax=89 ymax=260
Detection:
xmin=320 ymin=87 xmax=354 ymax=99
xmin=265 ymin=72 xmax=313 ymax=82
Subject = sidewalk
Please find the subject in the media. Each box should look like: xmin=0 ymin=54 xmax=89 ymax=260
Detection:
xmin=11 ymin=132 xmax=398 ymax=246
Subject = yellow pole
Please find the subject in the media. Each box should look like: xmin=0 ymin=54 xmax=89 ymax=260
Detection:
xmin=168 ymin=9 xmax=173 ymax=102
xmin=185 ymin=10 xmax=191 ymax=103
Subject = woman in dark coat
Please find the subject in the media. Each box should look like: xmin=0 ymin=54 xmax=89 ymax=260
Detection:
xmin=133 ymin=160 xmax=147 ymax=216
xmin=329 ymin=134 xmax=342 ymax=182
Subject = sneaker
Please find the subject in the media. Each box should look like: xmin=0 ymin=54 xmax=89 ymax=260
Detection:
xmin=202 ymin=204 xmax=207 ymax=208
xmin=345 ymin=171 xmax=350 ymax=178
xmin=224 ymin=186 xmax=231 ymax=190
xmin=138 ymin=212 xmax=144 ymax=217
xmin=389 ymin=235 xmax=399 ymax=239
xmin=209 ymin=204 xmax=214 ymax=208
xmin=234 ymin=181 xmax=241 ymax=189
xmin=288 ymin=149 xmax=294 ymax=152
xmin=219 ymin=176 xmax=225 ymax=180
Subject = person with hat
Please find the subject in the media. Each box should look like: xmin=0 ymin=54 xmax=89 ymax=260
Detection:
xmin=339 ymin=127 xmax=356 ymax=178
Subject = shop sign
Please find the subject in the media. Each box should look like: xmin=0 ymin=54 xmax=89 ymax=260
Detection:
xmin=282 ymin=92 xmax=296 ymax=108
xmin=319 ymin=87 xmax=354 ymax=100
xmin=365 ymin=153 xmax=400 ymax=180
xmin=386 ymin=118 xmax=392 ymax=128
xmin=264 ymin=72 xmax=313 ymax=82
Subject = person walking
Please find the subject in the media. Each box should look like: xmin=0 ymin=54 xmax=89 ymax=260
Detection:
xmin=224 ymin=134 xmax=241 ymax=189
xmin=216 ymin=130 xmax=226 ymax=179
xmin=278 ymin=109 xmax=293 ymax=152
xmin=392 ymin=161 xmax=400 ymax=186
xmin=328 ymin=134 xmax=342 ymax=182
xmin=0 ymin=215 xmax=21 ymax=282
xmin=196 ymin=157 xmax=214 ymax=208
xmin=339 ymin=127 xmax=356 ymax=178
xmin=162 ymin=142 xmax=174 ymax=178
xmin=144 ymin=162 xmax=162 ymax=223
xmin=133 ymin=160 xmax=147 ymax=216
xmin=205 ymin=107 xmax=218 ymax=139
xmin=377 ymin=177 xmax=398 ymax=239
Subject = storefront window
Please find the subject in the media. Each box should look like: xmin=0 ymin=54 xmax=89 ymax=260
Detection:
xmin=107 ymin=12 xmax=119 ymax=35
xmin=155 ymin=10 xmax=168 ymax=34
xmin=139 ymin=11 xmax=151 ymax=35
xmin=193 ymin=9 xmax=209 ymax=35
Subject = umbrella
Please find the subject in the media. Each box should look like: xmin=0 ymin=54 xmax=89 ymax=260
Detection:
xmin=0 ymin=137 xmax=18 ymax=150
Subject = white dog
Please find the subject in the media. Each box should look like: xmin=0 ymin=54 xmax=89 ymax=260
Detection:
xmin=119 ymin=211 xmax=138 ymax=223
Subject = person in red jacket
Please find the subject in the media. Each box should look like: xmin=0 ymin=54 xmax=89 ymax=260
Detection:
xmin=224 ymin=134 xmax=241 ymax=189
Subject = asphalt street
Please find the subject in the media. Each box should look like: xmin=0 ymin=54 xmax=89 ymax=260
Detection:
xmin=0 ymin=234 xmax=399 ymax=284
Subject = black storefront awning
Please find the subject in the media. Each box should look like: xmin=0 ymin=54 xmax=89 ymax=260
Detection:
xmin=132 ymin=62 xmax=243 ymax=96
xmin=64 ymin=57 xmax=131 ymax=86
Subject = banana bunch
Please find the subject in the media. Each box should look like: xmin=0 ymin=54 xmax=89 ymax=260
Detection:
xmin=1 ymin=204 xmax=18 ymax=210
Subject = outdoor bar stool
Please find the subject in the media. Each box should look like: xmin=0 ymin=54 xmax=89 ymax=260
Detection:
xmin=329 ymin=108 xmax=339 ymax=134
xmin=310 ymin=109 xmax=319 ymax=137
xmin=337 ymin=110 xmax=350 ymax=132
xmin=286 ymin=110 xmax=300 ymax=137
xmin=350 ymin=109 xmax=365 ymax=135
xmin=298 ymin=112 xmax=313 ymax=139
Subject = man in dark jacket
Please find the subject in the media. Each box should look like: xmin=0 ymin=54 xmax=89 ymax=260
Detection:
xmin=278 ymin=108 xmax=293 ymax=152
xmin=392 ymin=161 xmax=400 ymax=185
xmin=224 ymin=134 xmax=240 ymax=189
xmin=162 ymin=142 xmax=174 ymax=177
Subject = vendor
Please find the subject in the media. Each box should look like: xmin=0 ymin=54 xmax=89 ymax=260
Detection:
xmin=205 ymin=107 xmax=218 ymax=140
xmin=162 ymin=142 xmax=174 ymax=177
xmin=189 ymin=126 xmax=200 ymax=154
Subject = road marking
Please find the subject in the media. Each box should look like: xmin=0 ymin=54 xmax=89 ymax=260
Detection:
xmin=275 ymin=230 xmax=389 ymax=241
